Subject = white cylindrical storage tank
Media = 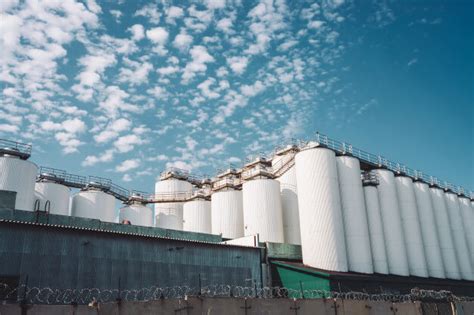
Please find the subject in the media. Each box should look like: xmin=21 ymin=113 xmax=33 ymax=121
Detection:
xmin=295 ymin=148 xmax=348 ymax=272
xmin=119 ymin=202 xmax=153 ymax=227
xmin=363 ymin=185 xmax=389 ymax=274
xmin=336 ymin=156 xmax=373 ymax=274
xmin=395 ymin=176 xmax=428 ymax=277
xmin=34 ymin=181 xmax=70 ymax=215
xmin=276 ymin=166 xmax=301 ymax=245
xmin=445 ymin=192 xmax=473 ymax=280
xmin=374 ymin=169 xmax=409 ymax=276
xmin=242 ymin=178 xmax=284 ymax=243
xmin=211 ymin=189 xmax=244 ymax=239
xmin=413 ymin=182 xmax=445 ymax=278
xmin=183 ymin=199 xmax=212 ymax=234
xmin=0 ymin=155 xmax=37 ymax=211
xmin=71 ymin=189 xmax=116 ymax=222
xmin=154 ymin=178 xmax=192 ymax=230
xmin=430 ymin=187 xmax=460 ymax=279
xmin=459 ymin=197 xmax=474 ymax=265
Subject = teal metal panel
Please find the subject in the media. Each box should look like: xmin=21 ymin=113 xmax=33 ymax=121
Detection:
xmin=0 ymin=221 xmax=262 ymax=295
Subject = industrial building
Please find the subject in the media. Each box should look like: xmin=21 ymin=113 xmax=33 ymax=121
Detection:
xmin=0 ymin=133 xmax=473 ymax=304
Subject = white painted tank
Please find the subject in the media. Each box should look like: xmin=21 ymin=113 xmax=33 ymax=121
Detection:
xmin=394 ymin=176 xmax=428 ymax=277
xmin=363 ymin=185 xmax=389 ymax=274
xmin=34 ymin=181 xmax=70 ymax=215
xmin=71 ymin=189 xmax=116 ymax=222
xmin=444 ymin=192 xmax=473 ymax=280
xmin=413 ymin=182 xmax=445 ymax=278
xmin=154 ymin=178 xmax=192 ymax=230
xmin=374 ymin=169 xmax=409 ymax=276
xmin=336 ymin=156 xmax=373 ymax=274
xmin=458 ymin=197 xmax=474 ymax=265
xmin=242 ymin=178 xmax=284 ymax=243
xmin=183 ymin=199 xmax=212 ymax=234
xmin=276 ymin=166 xmax=301 ymax=245
xmin=295 ymin=148 xmax=348 ymax=272
xmin=0 ymin=155 xmax=37 ymax=211
xmin=119 ymin=202 xmax=153 ymax=227
xmin=211 ymin=189 xmax=244 ymax=239
xmin=430 ymin=187 xmax=460 ymax=279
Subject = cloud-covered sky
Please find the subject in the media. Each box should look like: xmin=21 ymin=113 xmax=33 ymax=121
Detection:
xmin=1 ymin=0 xmax=472 ymax=192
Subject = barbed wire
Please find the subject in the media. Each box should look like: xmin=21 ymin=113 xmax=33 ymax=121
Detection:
xmin=0 ymin=283 xmax=472 ymax=305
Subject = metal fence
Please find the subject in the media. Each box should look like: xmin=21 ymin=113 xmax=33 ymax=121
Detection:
xmin=1 ymin=283 xmax=472 ymax=305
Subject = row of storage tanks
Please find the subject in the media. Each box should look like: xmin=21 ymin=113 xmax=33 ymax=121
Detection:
xmin=1 ymin=145 xmax=474 ymax=281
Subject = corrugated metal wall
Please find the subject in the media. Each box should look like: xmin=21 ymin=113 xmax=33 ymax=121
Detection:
xmin=0 ymin=221 xmax=262 ymax=291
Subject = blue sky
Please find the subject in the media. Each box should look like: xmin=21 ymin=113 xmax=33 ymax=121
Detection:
xmin=1 ymin=0 xmax=472 ymax=194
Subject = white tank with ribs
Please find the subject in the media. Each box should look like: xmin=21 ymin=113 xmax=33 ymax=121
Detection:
xmin=336 ymin=155 xmax=373 ymax=274
xmin=458 ymin=196 xmax=474 ymax=265
xmin=430 ymin=187 xmax=460 ymax=279
xmin=295 ymin=145 xmax=348 ymax=272
xmin=413 ymin=181 xmax=445 ymax=278
xmin=394 ymin=175 xmax=428 ymax=277
xmin=373 ymin=169 xmax=409 ymax=276
xmin=444 ymin=192 xmax=473 ymax=280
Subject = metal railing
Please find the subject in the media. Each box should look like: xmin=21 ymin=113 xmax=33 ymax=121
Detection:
xmin=37 ymin=167 xmax=87 ymax=189
xmin=0 ymin=139 xmax=32 ymax=160
xmin=302 ymin=132 xmax=472 ymax=197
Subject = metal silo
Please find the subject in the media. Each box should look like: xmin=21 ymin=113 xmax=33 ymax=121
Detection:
xmin=295 ymin=146 xmax=348 ymax=272
xmin=119 ymin=200 xmax=153 ymax=227
xmin=0 ymin=146 xmax=37 ymax=211
xmin=430 ymin=187 xmax=460 ymax=280
xmin=154 ymin=170 xmax=193 ymax=230
xmin=211 ymin=190 xmax=244 ymax=238
xmin=413 ymin=182 xmax=445 ymax=278
xmin=272 ymin=146 xmax=301 ymax=245
xmin=394 ymin=175 xmax=428 ymax=277
xmin=363 ymin=182 xmax=389 ymax=274
xmin=459 ymin=197 xmax=474 ymax=264
xmin=336 ymin=156 xmax=373 ymax=274
xmin=71 ymin=188 xmax=116 ymax=222
xmin=444 ymin=192 xmax=473 ymax=280
xmin=35 ymin=181 xmax=70 ymax=215
xmin=242 ymin=158 xmax=284 ymax=243
xmin=374 ymin=169 xmax=409 ymax=276
xmin=183 ymin=197 xmax=212 ymax=234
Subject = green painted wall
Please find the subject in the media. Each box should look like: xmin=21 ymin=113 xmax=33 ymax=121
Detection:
xmin=272 ymin=262 xmax=330 ymax=298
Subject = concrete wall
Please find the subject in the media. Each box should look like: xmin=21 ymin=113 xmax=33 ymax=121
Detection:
xmin=1 ymin=298 xmax=473 ymax=315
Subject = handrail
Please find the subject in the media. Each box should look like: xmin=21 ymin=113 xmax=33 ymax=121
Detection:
xmin=307 ymin=132 xmax=472 ymax=197
xmin=0 ymin=138 xmax=32 ymax=160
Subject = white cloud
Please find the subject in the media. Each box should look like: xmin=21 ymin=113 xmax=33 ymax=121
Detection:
xmin=110 ymin=9 xmax=122 ymax=22
xmin=146 ymin=27 xmax=169 ymax=45
xmin=173 ymin=31 xmax=193 ymax=52
xmin=94 ymin=118 xmax=131 ymax=143
xmin=241 ymin=80 xmax=266 ymax=97
xmin=204 ymin=0 xmax=226 ymax=10
xmin=182 ymin=45 xmax=215 ymax=83
xmin=197 ymin=78 xmax=220 ymax=99
xmin=0 ymin=124 xmax=19 ymax=133
xmin=119 ymin=60 xmax=153 ymax=86
xmin=128 ymin=24 xmax=145 ymax=41
xmin=166 ymin=6 xmax=184 ymax=24
xmin=116 ymin=159 xmax=140 ymax=172
xmin=216 ymin=17 xmax=233 ymax=33
xmin=227 ymin=56 xmax=249 ymax=74
xmin=308 ymin=20 xmax=324 ymax=29
xmin=114 ymin=134 xmax=145 ymax=153
xmin=135 ymin=4 xmax=161 ymax=23
xmin=82 ymin=149 xmax=115 ymax=167
xmin=99 ymin=86 xmax=140 ymax=117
